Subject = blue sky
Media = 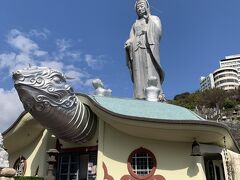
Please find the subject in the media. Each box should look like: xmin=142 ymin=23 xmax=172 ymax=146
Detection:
xmin=1 ymin=0 xmax=240 ymax=132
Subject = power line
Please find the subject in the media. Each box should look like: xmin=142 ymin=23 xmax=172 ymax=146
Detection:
xmin=149 ymin=0 xmax=163 ymax=15
xmin=150 ymin=5 xmax=163 ymax=15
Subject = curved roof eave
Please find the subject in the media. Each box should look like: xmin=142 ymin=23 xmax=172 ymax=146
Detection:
xmin=2 ymin=111 xmax=28 ymax=136
xmin=3 ymin=93 xmax=239 ymax=153
xmin=2 ymin=111 xmax=45 ymax=153
xmin=77 ymin=93 xmax=240 ymax=153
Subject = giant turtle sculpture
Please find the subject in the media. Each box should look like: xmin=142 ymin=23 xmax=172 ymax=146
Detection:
xmin=12 ymin=66 xmax=97 ymax=143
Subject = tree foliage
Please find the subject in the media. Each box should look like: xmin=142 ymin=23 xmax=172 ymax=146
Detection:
xmin=199 ymin=88 xmax=226 ymax=109
xmin=223 ymin=98 xmax=237 ymax=109
xmin=170 ymin=91 xmax=201 ymax=110
xmin=170 ymin=88 xmax=240 ymax=146
xmin=170 ymin=88 xmax=240 ymax=110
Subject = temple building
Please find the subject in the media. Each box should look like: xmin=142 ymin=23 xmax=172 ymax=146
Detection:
xmin=3 ymin=93 xmax=240 ymax=180
xmin=2 ymin=0 xmax=240 ymax=179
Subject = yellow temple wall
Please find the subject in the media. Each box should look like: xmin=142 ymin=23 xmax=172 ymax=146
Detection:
xmin=97 ymin=121 xmax=206 ymax=180
xmin=9 ymin=129 xmax=56 ymax=177
xmin=8 ymin=126 xmax=99 ymax=177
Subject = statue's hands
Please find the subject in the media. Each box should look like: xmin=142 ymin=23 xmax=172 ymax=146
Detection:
xmin=142 ymin=30 xmax=147 ymax=35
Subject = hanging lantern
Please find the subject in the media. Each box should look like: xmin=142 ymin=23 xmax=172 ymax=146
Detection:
xmin=191 ymin=140 xmax=202 ymax=156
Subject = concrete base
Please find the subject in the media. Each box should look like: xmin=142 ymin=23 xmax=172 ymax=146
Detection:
xmin=0 ymin=168 xmax=16 ymax=180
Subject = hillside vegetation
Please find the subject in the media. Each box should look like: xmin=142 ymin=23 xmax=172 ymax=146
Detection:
xmin=170 ymin=88 xmax=240 ymax=111
xmin=169 ymin=88 xmax=240 ymax=145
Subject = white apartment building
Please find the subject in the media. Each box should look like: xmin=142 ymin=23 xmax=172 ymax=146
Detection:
xmin=200 ymin=54 xmax=240 ymax=91
xmin=220 ymin=54 xmax=240 ymax=82
xmin=213 ymin=67 xmax=239 ymax=90
xmin=200 ymin=74 xmax=215 ymax=91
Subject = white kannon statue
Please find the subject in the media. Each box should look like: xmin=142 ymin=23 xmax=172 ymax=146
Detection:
xmin=125 ymin=0 xmax=165 ymax=100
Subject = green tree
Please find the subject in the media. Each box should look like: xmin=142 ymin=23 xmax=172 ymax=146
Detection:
xmin=170 ymin=88 xmax=240 ymax=111
xmin=171 ymin=91 xmax=201 ymax=110
xmin=223 ymin=98 xmax=237 ymax=109
xmin=199 ymin=88 xmax=226 ymax=110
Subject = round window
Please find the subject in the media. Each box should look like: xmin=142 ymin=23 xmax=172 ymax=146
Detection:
xmin=127 ymin=147 xmax=156 ymax=179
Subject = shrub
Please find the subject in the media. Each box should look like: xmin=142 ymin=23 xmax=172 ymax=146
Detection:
xmin=223 ymin=98 xmax=237 ymax=109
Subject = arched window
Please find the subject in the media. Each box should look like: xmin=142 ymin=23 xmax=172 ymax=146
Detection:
xmin=14 ymin=156 xmax=27 ymax=176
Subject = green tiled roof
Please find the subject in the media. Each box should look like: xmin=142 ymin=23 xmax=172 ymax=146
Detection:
xmin=91 ymin=96 xmax=204 ymax=121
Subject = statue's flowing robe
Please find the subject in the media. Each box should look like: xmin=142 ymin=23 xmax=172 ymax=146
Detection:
xmin=126 ymin=15 xmax=164 ymax=99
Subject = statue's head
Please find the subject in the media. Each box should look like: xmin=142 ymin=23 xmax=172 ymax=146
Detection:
xmin=135 ymin=0 xmax=150 ymax=18
xmin=12 ymin=66 xmax=76 ymax=113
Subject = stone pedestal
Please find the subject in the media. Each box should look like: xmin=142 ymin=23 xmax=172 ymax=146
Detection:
xmin=0 ymin=168 xmax=16 ymax=180
xmin=44 ymin=149 xmax=59 ymax=180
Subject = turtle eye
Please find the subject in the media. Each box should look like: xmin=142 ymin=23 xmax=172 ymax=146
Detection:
xmin=53 ymin=76 xmax=62 ymax=84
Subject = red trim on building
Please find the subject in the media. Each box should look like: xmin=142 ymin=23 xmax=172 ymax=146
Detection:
xmin=120 ymin=147 xmax=166 ymax=180
xmin=103 ymin=162 xmax=114 ymax=180
xmin=127 ymin=147 xmax=156 ymax=180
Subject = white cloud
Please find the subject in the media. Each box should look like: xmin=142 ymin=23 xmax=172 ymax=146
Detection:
xmin=0 ymin=29 xmax=48 ymax=76
xmin=54 ymin=39 xmax=81 ymax=61
xmin=0 ymin=29 xmax=104 ymax=79
xmin=65 ymin=70 xmax=88 ymax=81
xmin=0 ymin=53 xmax=16 ymax=69
xmin=0 ymin=88 xmax=24 ymax=133
xmin=33 ymin=50 xmax=48 ymax=57
xmin=84 ymin=78 xmax=95 ymax=87
xmin=7 ymin=29 xmax=48 ymax=57
xmin=0 ymin=52 xmax=35 ymax=75
xmin=65 ymin=51 xmax=81 ymax=59
xmin=1 ymin=29 xmax=48 ymax=76
xmin=56 ymin=39 xmax=71 ymax=52
xmin=84 ymin=54 xmax=105 ymax=69
xmin=15 ymin=53 xmax=33 ymax=64
xmin=8 ymin=29 xmax=39 ymax=54
xmin=40 ymin=60 xmax=64 ymax=72
xmin=29 ymin=29 xmax=50 ymax=39
xmin=0 ymin=29 xmax=107 ymax=131
xmin=40 ymin=61 xmax=90 ymax=87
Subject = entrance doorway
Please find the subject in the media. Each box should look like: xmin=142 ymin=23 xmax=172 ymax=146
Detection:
xmin=57 ymin=150 xmax=97 ymax=180
xmin=204 ymin=154 xmax=225 ymax=180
